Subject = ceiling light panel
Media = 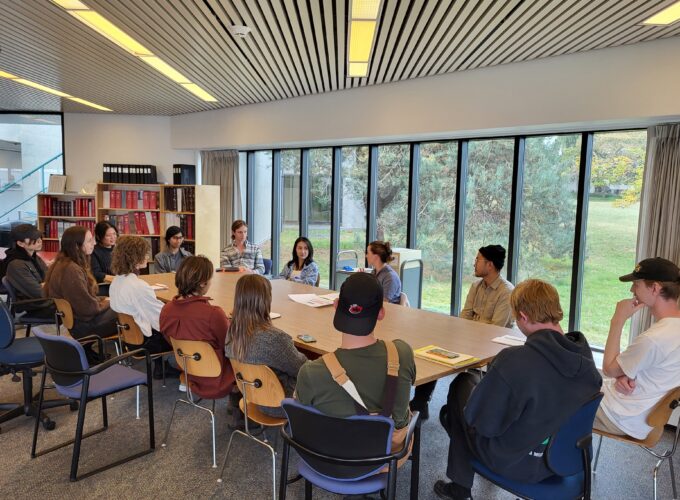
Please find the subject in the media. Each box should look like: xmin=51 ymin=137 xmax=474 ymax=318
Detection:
xmin=352 ymin=0 xmax=381 ymax=19
xmin=348 ymin=62 xmax=369 ymax=78
xmin=349 ymin=20 xmax=377 ymax=62
xmin=643 ymin=1 xmax=680 ymax=25
xmin=140 ymin=56 xmax=190 ymax=83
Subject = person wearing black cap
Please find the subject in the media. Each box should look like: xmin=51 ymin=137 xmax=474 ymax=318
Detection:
xmin=154 ymin=225 xmax=192 ymax=273
xmin=595 ymin=257 xmax=680 ymax=439
xmin=295 ymin=272 xmax=416 ymax=435
xmin=1 ymin=224 xmax=55 ymax=318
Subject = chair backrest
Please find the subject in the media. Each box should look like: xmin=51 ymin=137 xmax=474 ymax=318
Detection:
xmin=336 ymin=250 xmax=359 ymax=269
xmin=2 ymin=276 xmax=18 ymax=304
xmin=281 ymin=398 xmax=394 ymax=480
xmin=33 ymin=328 xmax=89 ymax=387
xmin=263 ymin=258 xmax=273 ymax=275
xmin=399 ymin=292 xmax=410 ymax=307
xmin=230 ymin=358 xmax=285 ymax=408
xmin=315 ymin=273 xmax=321 ymax=287
xmin=545 ymin=392 xmax=603 ymax=477
xmin=644 ymin=386 xmax=680 ymax=446
xmin=116 ymin=313 xmax=144 ymax=346
xmin=0 ymin=300 xmax=16 ymax=349
xmin=53 ymin=298 xmax=74 ymax=331
xmin=169 ymin=338 xmax=222 ymax=377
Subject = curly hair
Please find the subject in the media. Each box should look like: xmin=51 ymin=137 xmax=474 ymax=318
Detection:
xmin=111 ymin=236 xmax=150 ymax=275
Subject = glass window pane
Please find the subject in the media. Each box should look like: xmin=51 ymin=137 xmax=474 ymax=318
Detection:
xmin=237 ymin=151 xmax=247 ymax=219
xmin=417 ymin=142 xmax=457 ymax=314
xmin=279 ymin=150 xmax=300 ymax=270
xmin=461 ymin=139 xmax=514 ymax=305
xmin=581 ymin=130 xmax=646 ymax=348
xmin=308 ymin=148 xmax=332 ymax=288
xmin=376 ymin=144 xmax=409 ymax=247
xmin=518 ymin=135 xmax=581 ymax=322
xmin=339 ymin=146 xmax=368 ymax=267
xmin=252 ymin=151 xmax=272 ymax=258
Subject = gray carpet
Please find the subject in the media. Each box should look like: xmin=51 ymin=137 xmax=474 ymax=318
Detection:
xmin=0 ymin=334 xmax=677 ymax=499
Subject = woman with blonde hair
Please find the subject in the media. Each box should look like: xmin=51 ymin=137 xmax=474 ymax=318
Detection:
xmin=225 ymin=274 xmax=306 ymax=418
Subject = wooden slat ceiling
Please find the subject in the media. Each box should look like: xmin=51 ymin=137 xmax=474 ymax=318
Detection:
xmin=1 ymin=0 xmax=680 ymax=116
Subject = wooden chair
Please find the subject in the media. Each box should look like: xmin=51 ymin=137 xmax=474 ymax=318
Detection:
xmin=217 ymin=359 xmax=287 ymax=500
xmin=161 ymin=338 xmax=231 ymax=468
xmin=116 ymin=313 xmax=173 ymax=419
xmin=399 ymin=292 xmax=410 ymax=307
xmin=53 ymin=298 xmax=121 ymax=358
xmin=315 ymin=273 xmax=321 ymax=287
xmin=593 ymin=386 xmax=680 ymax=500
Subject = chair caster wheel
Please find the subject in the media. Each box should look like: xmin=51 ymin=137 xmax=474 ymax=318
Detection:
xmin=42 ymin=419 xmax=56 ymax=431
xmin=217 ymin=478 xmax=222 ymax=483
xmin=70 ymin=402 xmax=79 ymax=411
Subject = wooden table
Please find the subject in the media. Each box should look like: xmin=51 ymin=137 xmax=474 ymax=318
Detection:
xmin=142 ymin=273 xmax=510 ymax=386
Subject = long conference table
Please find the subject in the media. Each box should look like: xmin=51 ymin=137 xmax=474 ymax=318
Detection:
xmin=142 ymin=272 xmax=511 ymax=386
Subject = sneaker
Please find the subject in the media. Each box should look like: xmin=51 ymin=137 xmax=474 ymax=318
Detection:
xmin=433 ymin=480 xmax=472 ymax=500
xmin=178 ymin=383 xmax=187 ymax=392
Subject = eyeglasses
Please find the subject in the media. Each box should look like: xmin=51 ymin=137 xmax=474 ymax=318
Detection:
xmin=171 ymin=235 xmax=184 ymax=240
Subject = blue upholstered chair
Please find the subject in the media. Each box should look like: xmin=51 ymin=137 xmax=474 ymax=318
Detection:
xmin=2 ymin=276 xmax=55 ymax=336
xmin=263 ymin=258 xmax=273 ymax=276
xmin=0 ymin=300 xmax=70 ymax=433
xmin=278 ymin=399 xmax=421 ymax=500
xmin=471 ymin=392 xmax=604 ymax=500
xmin=31 ymin=328 xmax=155 ymax=481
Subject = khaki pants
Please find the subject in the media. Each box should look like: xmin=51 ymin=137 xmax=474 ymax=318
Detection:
xmin=593 ymin=407 xmax=627 ymax=436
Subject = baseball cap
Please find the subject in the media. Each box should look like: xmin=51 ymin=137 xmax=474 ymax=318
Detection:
xmin=619 ymin=257 xmax=680 ymax=282
xmin=333 ymin=273 xmax=383 ymax=336
xmin=10 ymin=224 xmax=42 ymax=243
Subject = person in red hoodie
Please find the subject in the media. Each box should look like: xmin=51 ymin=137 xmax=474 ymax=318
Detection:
xmin=160 ymin=255 xmax=234 ymax=397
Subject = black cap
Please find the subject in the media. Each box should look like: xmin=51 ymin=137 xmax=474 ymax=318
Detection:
xmin=333 ymin=273 xmax=383 ymax=336
xmin=619 ymin=257 xmax=680 ymax=282
xmin=479 ymin=244 xmax=507 ymax=271
xmin=10 ymin=224 xmax=41 ymax=243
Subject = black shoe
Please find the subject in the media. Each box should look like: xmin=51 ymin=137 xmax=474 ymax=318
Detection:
xmin=409 ymin=399 xmax=430 ymax=420
xmin=433 ymin=480 xmax=472 ymax=500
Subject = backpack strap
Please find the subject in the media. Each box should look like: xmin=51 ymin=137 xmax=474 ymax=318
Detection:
xmin=322 ymin=352 xmax=369 ymax=415
xmin=379 ymin=340 xmax=400 ymax=418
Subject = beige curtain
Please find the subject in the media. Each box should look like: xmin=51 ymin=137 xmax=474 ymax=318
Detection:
xmin=630 ymin=124 xmax=680 ymax=338
xmin=200 ymin=150 xmax=241 ymax=250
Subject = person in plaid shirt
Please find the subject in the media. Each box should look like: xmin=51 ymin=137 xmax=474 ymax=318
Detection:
xmin=220 ymin=220 xmax=265 ymax=274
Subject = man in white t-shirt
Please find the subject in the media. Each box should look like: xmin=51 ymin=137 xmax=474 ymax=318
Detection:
xmin=596 ymin=257 xmax=680 ymax=439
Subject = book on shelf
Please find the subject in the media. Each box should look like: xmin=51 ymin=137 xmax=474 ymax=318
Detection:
xmin=101 ymin=189 xmax=158 ymax=209
xmin=164 ymin=213 xmax=194 ymax=240
xmin=414 ymin=345 xmax=479 ymax=368
xmin=47 ymin=174 xmax=67 ymax=194
xmin=103 ymin=164 xmax=157 ymax=184
xmin=104 ymin=211 xmax=158 ymax=235
xmin=173 ymin=164 xmax=196 ymax=185
xmin=163 ymin=186 xmax=195 ymax=212
xmin=41 ymin=196 xmax=94 ymax=217
xmin=43 ymin=219 xmax=95 ymax=239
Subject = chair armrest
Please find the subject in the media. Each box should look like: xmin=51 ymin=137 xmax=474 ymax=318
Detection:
xmin=87 ymin=348 xmax=151 ymax=375
xmin=76 ymin=334 xmax=105 ymax=355
xmin=392 ymin=411 xmax=421 ymax=460
xmin=577 ymin=434 xmax=593 ymax=450
xmin=12 ymin=297 xmax=54 ymax=306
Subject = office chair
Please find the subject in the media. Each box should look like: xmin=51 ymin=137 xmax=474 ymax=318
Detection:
xmin=2 ymin=276 xmax=55 ymax=336
xmin=263 ymin=258 xmax=273 ymax=276
xmin=593 ymin=386 xmax=680 ymax=500
xmin=31 ymin=328 xmax=154 ymax=481
xmin=278 ymin=399 xmax=421 ymax=500
xmin=471 ymin=392 xmax=603 ymax=500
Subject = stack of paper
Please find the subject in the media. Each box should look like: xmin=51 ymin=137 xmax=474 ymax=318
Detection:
xmin=288 ymin=293 xmax=340 ymax=308
xmin=414 ymin=345 xmax=479 ymax=368
xmin=492 ymin=334 xmax=526 ymax=346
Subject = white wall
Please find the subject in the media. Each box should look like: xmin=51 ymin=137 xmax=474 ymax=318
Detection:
xmin=171 ymin=36 xmax=680 ymax=150
xmin=64 ymin=114 xmax=195 ymax=191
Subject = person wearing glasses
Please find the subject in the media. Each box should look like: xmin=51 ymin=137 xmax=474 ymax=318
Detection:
xmin=154 ymin=226 xmax=192 ymax=273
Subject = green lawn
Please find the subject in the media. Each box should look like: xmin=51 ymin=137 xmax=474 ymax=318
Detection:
xmin=273 ymin=197 xmax=638 ymax=348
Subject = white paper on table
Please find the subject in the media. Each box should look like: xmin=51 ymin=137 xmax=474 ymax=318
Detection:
xmin=492 ymin=334 xmax=526 ymax=346
xmin=150 ymin=283 xmax=169 ymax=291
xmin=288 ymin=293 xmax=339 ymax=308
xmin=270 ymin=312 xmax=281 ymax=319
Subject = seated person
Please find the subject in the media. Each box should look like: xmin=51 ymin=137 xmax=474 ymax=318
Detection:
xmin=295 ymin=273 xmax=415 ymax=455
xmin=2 ymin=224 xmax=54 ymax=319
xmin=154 ymin=226 xmax=192 ymax=273
xmin=109 ymin=235 xmax=179 ymax=379
xmin=366 ymin=240 xmax=401 ymax=304
xmin=595 ymin=258 xmax=680 ymax=439
xmin=279 ymin=236 xmax=319 ymax=286
xmin=160 ymin=256 xmax=234 ymax=398
xmin=90 ymin=221 xmax=117 ymax=283
xmin=43 ymin=226 xmax=118 ymax=340
xmin=412 ymin=244 xmax=515 ymax=418
xmin=220 ymin=220 xmax=265 ymax=274
xmin=225 ymin=274 xmax=307 ymax=419
xmin=434 ymin=279 xmax=601 ymax=500
xmin=460 ymin=244 xmax=514 ymax=327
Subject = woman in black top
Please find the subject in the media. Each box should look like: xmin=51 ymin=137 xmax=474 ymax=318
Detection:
xmin=90 ymin=221 xmax=117 ymax=294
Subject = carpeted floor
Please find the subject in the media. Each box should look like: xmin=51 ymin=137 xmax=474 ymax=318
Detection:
xmin=0 ymin=331 xmax=677 ymax=499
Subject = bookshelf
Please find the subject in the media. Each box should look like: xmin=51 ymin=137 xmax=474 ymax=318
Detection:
xmin=96 ymin=182 xmax=220 ymax=267
xmin=37 ymin=193 xmax=96 ymax=251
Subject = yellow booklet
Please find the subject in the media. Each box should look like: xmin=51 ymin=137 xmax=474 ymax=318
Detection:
xmin=414 ymin=345 xmax=479 ymax=368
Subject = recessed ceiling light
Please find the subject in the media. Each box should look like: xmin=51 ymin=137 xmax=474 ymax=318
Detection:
xmin=347 ymin=1 xmax=382 ymax=78
xmin=352 ymin=0 xmax=381 ymax=19
xmin=228 ymin=25 xmax=252 ymax=38
xmin=643 ymin=1 xmax=680 ymax=25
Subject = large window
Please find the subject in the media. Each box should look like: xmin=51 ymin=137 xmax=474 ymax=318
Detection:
xmin=417 ymin=142 xmax=457 ymax=314
xmin=339 ymin=146 xmax=368 ymax=265
xmin=376 ymin=144 xmax=409 ymax=247
xmin=308 ymin=148 xmax=332 ymax=288
xmin=279 ymin=150 xmax=300 ymax=270
xmin=581 ymin=131 xmax=646 ymax=348
xmin=518 ymin=135 xmax=581 ymax=321
xmin=461 ymin=139 xmax=514 ymax=305
xmin=252 ymin=151 xmax=273 ymax=258
xmin=0 ymin=114 xmax=63 ymax=223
